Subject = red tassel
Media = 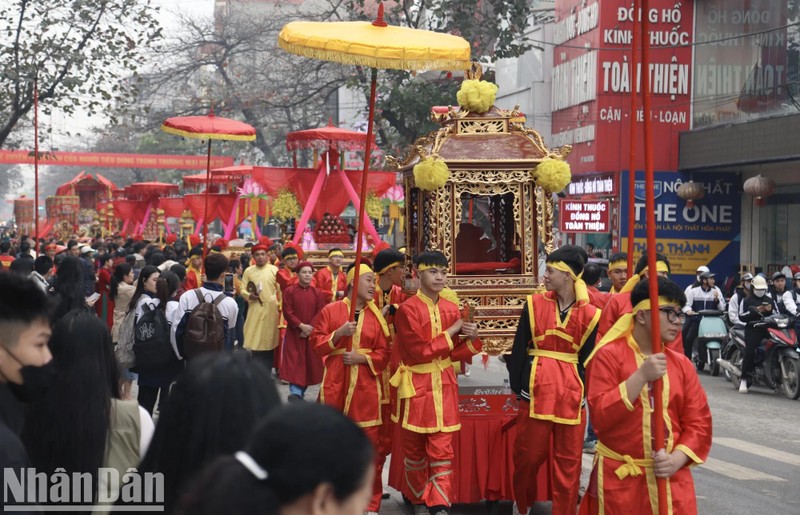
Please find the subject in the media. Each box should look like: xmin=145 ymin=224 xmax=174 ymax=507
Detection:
xmin=482 ymin=354 xmax=490 ymax=370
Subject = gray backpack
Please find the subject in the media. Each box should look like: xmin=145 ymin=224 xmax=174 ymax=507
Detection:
xmin=115 ymin=309 xmax=137 ymax=369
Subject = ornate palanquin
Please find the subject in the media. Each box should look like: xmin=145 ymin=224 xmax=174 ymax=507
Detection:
xmin=388 ymin=105 xmax=570 ymax=354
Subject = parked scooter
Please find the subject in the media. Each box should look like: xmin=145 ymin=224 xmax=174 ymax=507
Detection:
xmin=722 ymin=324 xmax=746 ymax=382
xmin=693 ymin=310 xmax=728 ymax=376
xmin=717 ymin=314 xmax=800 ymax=399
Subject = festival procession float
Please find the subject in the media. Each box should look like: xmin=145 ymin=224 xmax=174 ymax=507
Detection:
xmin=389 ymin=63 xmax=571 ymax=356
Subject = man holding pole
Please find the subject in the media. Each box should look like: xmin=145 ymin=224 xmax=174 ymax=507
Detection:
xmin=579 ymin=278 xmax=712 ymax=514
xmin=507 ymin=245 xmax=600 ymax=515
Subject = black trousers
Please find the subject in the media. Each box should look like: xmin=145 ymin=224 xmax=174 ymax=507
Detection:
xmin=138 ymin=385 xmax=168 ymax=416
xmin=682 ymin=316 xmax=700 ymax=359
xmin=741 ymin=326 xmax=767 ymax=384
xmin=251 ymin=349 xmax=275 ymax=374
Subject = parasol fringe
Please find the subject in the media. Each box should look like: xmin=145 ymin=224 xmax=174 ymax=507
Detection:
xmin=278 ymin=39 xmax=470 ymax=72
xmin=160 ymin=124 xmax=256 ymax=142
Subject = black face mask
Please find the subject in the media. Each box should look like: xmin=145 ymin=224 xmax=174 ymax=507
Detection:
xmin=2 ymin=350 xmax=56 ymax=404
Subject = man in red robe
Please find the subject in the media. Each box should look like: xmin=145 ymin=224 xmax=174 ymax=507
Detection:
xmin=580 ymin=277 xmax=712 ymax=515
xmin=313 ymin=248 xmax=347 ymax=303
xmin=275 ymin=243 xmax=302 ymax=373
xmin=184 ymin=247 xmax=203 ymax=291
xmin=507 ymin=245 xmax=600 ymax=515
xmin=599 ymin=253 xmax=683 ymax=354
xmin=372 ymin=247 xmax=410 ymax=493
xmin=310 ymin=263 xmax=390 ymax=514
xmin=281 ymin=260 xmax=327 ymax=401
xmin=391 ymin=251 xmax=482 ymax=515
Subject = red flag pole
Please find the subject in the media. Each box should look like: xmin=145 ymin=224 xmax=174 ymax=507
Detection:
xmin=34 ymin=82 xmax=40 ymax=253
xmin=626 ymin=3 xmax=640 ymax=276
xmin=640 ymin=1 xmax=668 ymax=513
xmin=202 ymin=138 xmax=212 ymax=272
xmin=348 ymin=67 xmax=378 ymax=322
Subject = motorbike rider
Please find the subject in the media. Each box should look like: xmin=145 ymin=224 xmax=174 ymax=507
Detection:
xmin=682 ymin=271 xmax=726 ymax=361
xmin=728 ymin=272 xmax=753 ymax=326
xmin=769 ymin=271 xmax=797 ymax=317
xmin=738 ymin=276 xmax=779 ymax=394
xmin=793 ymin=272 xmax=800 ymax=298
xmin=685 ymin=265 xmax=710 ymax=296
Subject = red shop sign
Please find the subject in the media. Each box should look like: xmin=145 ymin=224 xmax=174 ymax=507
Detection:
xmin=559 ymin=200 xmax=610 ymax=233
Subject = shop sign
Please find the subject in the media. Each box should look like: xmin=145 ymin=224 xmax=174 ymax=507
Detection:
xmin=567 ymin=175 xmax=616 ymax=196
xmin=620 ymin=171 xmax=741 ymax=288
xmin=560 ymin=200 xmax=610 ymax=233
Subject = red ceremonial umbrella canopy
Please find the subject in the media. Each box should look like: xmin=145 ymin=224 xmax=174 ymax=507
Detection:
xmin=286 ymin=118 xmax=377 ymax=152
xmin=161 ymin=110 xmax=256 ymax=257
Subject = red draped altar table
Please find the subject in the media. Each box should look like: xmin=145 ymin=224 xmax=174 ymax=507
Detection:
xmin=388 ymin=386 xmax=553 ymax=504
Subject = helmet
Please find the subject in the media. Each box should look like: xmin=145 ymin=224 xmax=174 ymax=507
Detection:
xmin=700 ymin=271 xmax=715 ymax=280
xmin=741 ymin=272 xmax=754 ymax=281
xmin=752 ymin=276 xmax=768 ymax=297
xmin=696 ymin=265 xmax=710 ymax=274
xmin=770 ymin=271 xmax=785 ymax=281
xmin=794 ymin=272 xmax=800 ymax=281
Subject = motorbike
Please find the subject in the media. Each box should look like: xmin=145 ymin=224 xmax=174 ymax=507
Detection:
xmin=722 ymin=324 xmax=746 ymax=382
xmin=717 ymin=314 xmax=800 ymax=399
xmin=693 ymin=309 xmax=728 ymax=376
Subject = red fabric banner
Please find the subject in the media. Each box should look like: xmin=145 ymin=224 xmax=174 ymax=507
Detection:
xmin=114 ymin=199 xmax=148 ymax=225
xmin=250 ymin=166 xmax=396 ymax=221
xmin=158 ymin=197 xmax=187 ymax=218
xmin=0 ymin=150 xmax=235 ymax=170
xmin=183 ymin=193 xmax=237 ymax=223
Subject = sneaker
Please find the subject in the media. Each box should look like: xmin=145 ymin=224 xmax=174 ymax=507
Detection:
xmin=429 ymin=508 xmax=448 ymax=515
xmin=413 ymin=505 xmax=428 ymax=515
xmin=512 ymin=503 xmax=529 ymax=515
xmin=583 ymin=439 xmax=597 ymax=454
xmin=287 ymin=394 xmax=304 ymax=403
xmin=738 ymin=382 xmax=748 ymax=394
xmin=365 ymin=512 xmax=379 ymax=515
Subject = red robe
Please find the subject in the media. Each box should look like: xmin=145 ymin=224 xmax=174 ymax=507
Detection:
xmin=94 ymin=267 xmax=114 ymax=330
xmin=185 ymin=265 xmax=202 ymax=291
xmin=280 ymin=283 xmax=327 ymax=388
xmin=313 ymin=266 xmax=347 ymax=304
xmin=599 ymin=292 xmax=684 ymax=353
xmin=276 ymin=267 xmax=297 ymax=329
xmin=587 ymin=286 xmax=611 ymax=310
xmin=581 ymin=337 xmax=712 ymax=515
xmin=391 ymin=292 xmax=482 ymax=432
xmin=310 ymin=299 xmax=390 ymax=427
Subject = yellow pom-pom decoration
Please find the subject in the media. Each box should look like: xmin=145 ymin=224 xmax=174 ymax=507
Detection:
xmin=439 ymin=287 xmax=459 ymax=305
xmin=413 ymin=157 xmax=450 ymax=191
xmin=365 ymin=193 xmax=384 ymax=221
xmin=456 ymin=79 xmax=498 ymax=114
xmin=272 ymin=190 xmax=301 ymax=222
xmin=532 ymin=159 xmax=571 ymax=193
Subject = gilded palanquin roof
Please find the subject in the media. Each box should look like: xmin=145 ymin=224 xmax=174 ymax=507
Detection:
xmin=391 ymin=105 xmax=570 ymax=172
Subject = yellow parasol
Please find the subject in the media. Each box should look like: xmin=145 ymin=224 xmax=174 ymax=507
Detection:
xmin=278 ymin=4 xmax=471 ymax=320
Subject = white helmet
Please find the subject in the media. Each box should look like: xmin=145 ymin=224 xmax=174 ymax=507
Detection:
xmin=696 ymin=265 xmax=710 ymax=275
xmin=751 ymin=275 xmax=768 ymax=298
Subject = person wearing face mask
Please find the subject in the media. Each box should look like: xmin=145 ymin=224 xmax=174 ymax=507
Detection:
xmin=0 ymin=273 xmax=53 ymax=471
xmin=728 ymin=272 xmax=753 ymax=326
xmin=738 ymin=276 xmax=778 ymax=393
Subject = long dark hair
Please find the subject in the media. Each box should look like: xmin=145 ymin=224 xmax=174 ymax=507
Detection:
xmin=21 ymin=311 xmax=121 ymax=505
xmin=176 ymin=403 xmax=374 ymax=515
xmin=128 ymin=265 xmax=163 ymax=313
xmin=110 ymin=263 xmax=132 ymax=301
xmin=51 ymin=255 xmax=86 ymax=321
xmin=138 ymin=352 xmax=281 ymax=513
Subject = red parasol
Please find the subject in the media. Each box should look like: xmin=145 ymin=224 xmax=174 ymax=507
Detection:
xmin=286 ymin=118 xmax=377 ymax=153
xmin=161 ymin=110 xmax=256 ymax=258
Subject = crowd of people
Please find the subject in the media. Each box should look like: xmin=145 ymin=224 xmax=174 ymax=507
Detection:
xmin=0 ymin=231 xmax=484 ymax=515
xmin=2 ymin=227 xmax=760 ymax=514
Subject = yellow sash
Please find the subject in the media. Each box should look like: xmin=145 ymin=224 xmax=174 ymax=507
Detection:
xmin=390 ymin=357 xmax=453 ymax=399
xmin=596 ymin=441 xmax=654 ymax=480
xmin=527 ymin=348 xmax=579 ymax=364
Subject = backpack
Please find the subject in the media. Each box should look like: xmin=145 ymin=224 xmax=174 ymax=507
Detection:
xmin=133 ymin=303 xmax=173 ymax=370
xmin=115 ymin=309 xmax=137 ymax=369
xmin=183 ymin=289 xmax=226 ymax=359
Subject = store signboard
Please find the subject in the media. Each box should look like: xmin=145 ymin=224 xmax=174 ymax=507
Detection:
xmin=560 ymin=200 xmax=611 ymax=233
xmin=620 ymin=171 xmax=741 ymax=288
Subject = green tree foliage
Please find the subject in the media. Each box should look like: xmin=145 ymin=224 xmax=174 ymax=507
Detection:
xmin=0 ymin=0 xmax=162 ymax=148
xmin=336 ymin=0 xmax=533 ymax=150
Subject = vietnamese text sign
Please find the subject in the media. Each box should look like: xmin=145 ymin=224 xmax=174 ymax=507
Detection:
xmin=560 ymin=200 xmax=610 ymax=233
xmin=620 ymin=171 xmax=741 ymax=288
xmin=0 ymin=150 xmax=235 ymax=170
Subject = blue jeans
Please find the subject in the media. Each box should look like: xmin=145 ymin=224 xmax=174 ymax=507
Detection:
xmin=289 ymin=384 xmax=307 ymax=397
